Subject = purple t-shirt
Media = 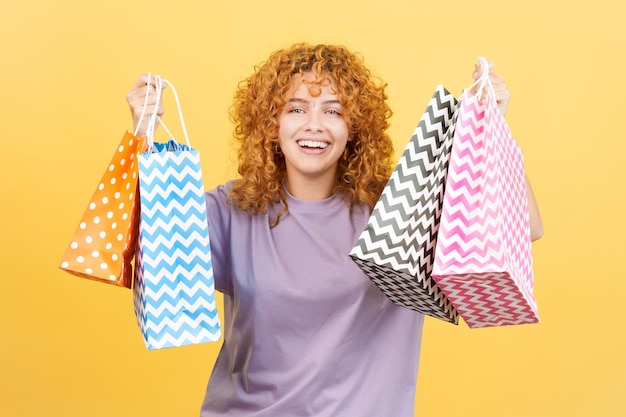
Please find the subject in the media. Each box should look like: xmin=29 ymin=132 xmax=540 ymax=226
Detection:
xmin=200 ymin=181 xmax=424 ymax=417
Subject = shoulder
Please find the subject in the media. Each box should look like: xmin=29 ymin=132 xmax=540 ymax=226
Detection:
xmin=205 ymin=180 xmax=237 ymax=207
xmin=205 ymin=180 xmax=236 ymax=230
xmin=205 ymin=179 xmax=256 ymax=229
xmin=351 ymin=201 xmax=372 ymax=230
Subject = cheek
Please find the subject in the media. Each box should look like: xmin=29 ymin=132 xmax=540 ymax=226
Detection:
xmin=274 ymin=117 xmax=287 ymax=141
xmin=276 ymin=113 xmax=292 ymax=136
xmin=334 ymin=122 xmax=350 ymax=143
xmin=276 ymin=123 xmax=288 ymax=143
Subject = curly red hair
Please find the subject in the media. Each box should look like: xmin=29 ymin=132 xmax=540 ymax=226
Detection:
xmin=227 ymin=43 xmax=394 ymax=226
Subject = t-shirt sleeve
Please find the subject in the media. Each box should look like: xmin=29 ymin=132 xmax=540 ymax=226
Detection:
xmin=205 ymin=184 xmax=233 ymax=295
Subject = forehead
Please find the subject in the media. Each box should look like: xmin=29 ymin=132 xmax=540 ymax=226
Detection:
xmin=288 ymin=72 xmax=338 ymax=97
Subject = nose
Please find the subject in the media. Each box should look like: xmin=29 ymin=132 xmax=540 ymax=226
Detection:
xmin=305 ymin=110 xmax=323 ymax=133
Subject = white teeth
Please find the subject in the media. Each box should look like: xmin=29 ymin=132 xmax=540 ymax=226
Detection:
xmin=298 ymin=140 xmax=328 ymax=149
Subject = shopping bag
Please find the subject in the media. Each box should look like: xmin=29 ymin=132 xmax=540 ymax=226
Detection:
xmin=59 ymin=131 xmax=145 ymax=288
xmin=350 ymin=85 xmax=459 ymax=324
xmin=133 ymin=77 xmax=221 ymax=349
xmin=431 ymin=59 xmax=539 ymax=328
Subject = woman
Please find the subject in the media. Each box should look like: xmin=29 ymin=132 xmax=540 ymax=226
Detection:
xmin=126 ymin=43 xmax=543 ymax=416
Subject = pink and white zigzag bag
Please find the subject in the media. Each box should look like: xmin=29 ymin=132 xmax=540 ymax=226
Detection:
xmin=431 ymin=58 xmax=539 ymax=328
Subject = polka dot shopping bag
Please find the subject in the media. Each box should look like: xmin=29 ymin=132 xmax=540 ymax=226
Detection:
xmin=59 ymin=131 xmax=146 ymax=288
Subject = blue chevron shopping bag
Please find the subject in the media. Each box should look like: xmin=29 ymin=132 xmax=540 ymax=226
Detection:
xmin=350 ymin=85 xmax=459 ymax=324
xmin=133 ymin=77 xmax=221 ymax=349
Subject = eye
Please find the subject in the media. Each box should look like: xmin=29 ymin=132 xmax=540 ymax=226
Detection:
xmin=326 ymin=108 xmax=341 ymax=116
xmin=284 ymin=103 xmax=305 ymax=114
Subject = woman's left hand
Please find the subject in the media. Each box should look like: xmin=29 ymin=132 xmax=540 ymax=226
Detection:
xmin=472 ymin=59 xmax=511 ymax=116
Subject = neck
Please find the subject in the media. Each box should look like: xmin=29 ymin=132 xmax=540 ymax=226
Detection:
xmin=284 ymin=175 xmax=336 ymax=201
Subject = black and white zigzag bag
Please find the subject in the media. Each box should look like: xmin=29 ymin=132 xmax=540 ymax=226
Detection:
xmin=350 ymin=85 xmax=460 ymax=324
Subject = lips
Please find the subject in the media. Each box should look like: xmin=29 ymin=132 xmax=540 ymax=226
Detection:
xmin=297 ymin=140 xmax=329 ymax=149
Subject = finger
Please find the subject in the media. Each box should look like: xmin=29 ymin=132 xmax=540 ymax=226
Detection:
xmin=489 ymin=72 xmax=505 ymax=83
xmin=129 ymin=83 xmax=162 ymax=101
xmin=474 ymin=58 xmax=494 ymax=73
xmin=489 ymin=75 xmax=509 ymax=92
xmin=129 ymin=100 xmax=165 ymax=115
xmin=126 ymin=83 xmax=165 ymax=109
xmin=130 ymin=73 xmax=167 ymax=90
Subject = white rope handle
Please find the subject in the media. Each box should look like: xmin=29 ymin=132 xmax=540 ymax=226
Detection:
xmin=144 ymin=75 xmax=165 ymax=151
xmin=466 ymin=56 xmax=497 ymax=102
xmin=161 ymin=79 xmax=191 ymax=147
xmin=132 ymin=74 xmax=191 ymax=150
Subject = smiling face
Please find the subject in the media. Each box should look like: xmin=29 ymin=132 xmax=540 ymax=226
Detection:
xmin=277 ymin=72 xmax=350 ymax=200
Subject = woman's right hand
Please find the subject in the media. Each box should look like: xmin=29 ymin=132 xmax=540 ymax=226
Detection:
xmin=126 ymin=74 xmax=166 ymax=138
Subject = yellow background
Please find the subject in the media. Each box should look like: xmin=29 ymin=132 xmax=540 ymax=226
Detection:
xmin=1 ymin=0 xmax=624 ymax=416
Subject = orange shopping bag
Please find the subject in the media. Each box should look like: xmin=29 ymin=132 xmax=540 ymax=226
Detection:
xmin=59 ymin=132 xmax=146 ymax=287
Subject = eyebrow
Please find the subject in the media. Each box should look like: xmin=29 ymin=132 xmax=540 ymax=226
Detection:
xmin=286 ymin=98 xmax=343 ymax=106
